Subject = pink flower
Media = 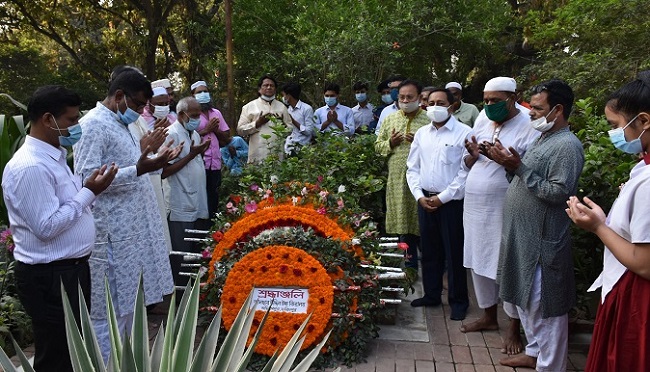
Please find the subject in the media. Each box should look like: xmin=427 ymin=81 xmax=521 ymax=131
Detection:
xmin=397 ymin=242 xmax=409 ymax=251
xmin=317 ymin=175 xmax=324 ymax=183
xmin=201 ymin=249 xmax=211 ymax=259
xmin=319 ymin=190 xmax=328 ymax=198
xmin=337 ymin=199 xmax=344 ymax=209
xmin=250 ymin=184 xmax=259 ymax=192
xmin=245 ymin=201 xmax=258 ymax=213
xmin=226 ymin=202 xmax=234 ymax=209
xmin=317 ymin=207 xmax=327 ymax=215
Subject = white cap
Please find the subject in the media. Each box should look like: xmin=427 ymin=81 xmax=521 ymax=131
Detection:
xmin=191 ymin=80 xmax=207 ymax=91
xmin=152 ymin=87 xmax=168 ymax=97
xmin=445 ymin=82 xmax=462 ymax=90
xmin=484 ymin=77 xmax=516 ymax=93
xmin=151 ymin=78 xmax=171 ymax=89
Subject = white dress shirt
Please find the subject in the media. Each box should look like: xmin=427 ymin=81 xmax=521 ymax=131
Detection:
xmin=2 ymin=136 xmax=96 ymax=264
xmin=352 ymin=102 xmax=375 ymax=129
xmin=285 ymin=100 xmax=315 ymax=152
xmin=313 ymin=104 xmax=355 ymax=136
xmin=406 ymin=115 xmax=472 ymax=204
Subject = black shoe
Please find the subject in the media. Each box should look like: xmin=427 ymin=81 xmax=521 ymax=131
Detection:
xmin=410 ymin=297 xmax=441 ymax=307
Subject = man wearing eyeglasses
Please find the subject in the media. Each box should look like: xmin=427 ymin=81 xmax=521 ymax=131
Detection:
xmin=73 ymin=68 xmax=182 ymax=363
xmin=459 ymin=77 xmax=539 ymax=356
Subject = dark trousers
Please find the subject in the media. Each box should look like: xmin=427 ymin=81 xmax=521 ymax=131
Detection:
xmin=418 ymin=200 xmax=469 ymax=313
xmin=205 ymin=169 xmax=222 ymax=217
xmin=14 ymin=257 xmax=91 ymax=372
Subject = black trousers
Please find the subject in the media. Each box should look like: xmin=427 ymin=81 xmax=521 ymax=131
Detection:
xmin=418 ymin=200 xmax=469 ymax=313
xmin=205 ymin=169 xmax=222 ymax=217
xmin=14 ymin=257 xmax=91 ymax=372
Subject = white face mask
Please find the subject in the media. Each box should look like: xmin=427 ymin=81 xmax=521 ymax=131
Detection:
xmin=426 ymin=105 xmax=451 ymax=123
xmin=399 ymin=101 xmax=420 ymax=114
xmin=152 ymin=105 xmax=170 ymax=119
xmin=530 ymin=105 xmax=558 ymax=132
xmin=261 ymin=95 xmax=275 ymax=102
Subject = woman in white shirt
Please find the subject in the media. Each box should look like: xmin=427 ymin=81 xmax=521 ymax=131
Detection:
xmin=566 ymin=72 xmax=650 ymax=372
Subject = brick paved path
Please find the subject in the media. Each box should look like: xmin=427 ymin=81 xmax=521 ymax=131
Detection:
xmin=323 ymin=274 xmax=590 ymax=372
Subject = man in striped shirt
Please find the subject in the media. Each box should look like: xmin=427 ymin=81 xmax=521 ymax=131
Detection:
xmin=2 ymin=85 xmax=117 ymax=372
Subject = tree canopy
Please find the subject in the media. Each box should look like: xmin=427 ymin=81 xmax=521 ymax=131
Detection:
xmin=0 ymin=0 xmax=648 ymax=116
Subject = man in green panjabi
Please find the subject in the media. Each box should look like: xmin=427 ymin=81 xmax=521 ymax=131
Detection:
xmin=375 ymin=79 xmax=429 ymax=269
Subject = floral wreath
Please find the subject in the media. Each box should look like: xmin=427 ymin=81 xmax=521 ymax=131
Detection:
xmin=221 ymin=245 xmax=334 ymax=355
xmin=200 ymin=181 xmax=388 ymax=367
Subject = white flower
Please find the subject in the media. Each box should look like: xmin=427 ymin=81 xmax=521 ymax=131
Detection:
xmin=301 ymin=187 xmax=308 ymax=196
xmin=351 ymin=238 xmax=361 ymax=245
xmin=338 ymin=184 xmax=346 ymax=193
xmin=270 ymin=175 xmax=279 ymax=184
xmin=292 ymin=196 xmax=299 ymax=205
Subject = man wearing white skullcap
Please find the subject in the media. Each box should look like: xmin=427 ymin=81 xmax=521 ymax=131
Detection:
xmin=445 ymin=82 xmax=480 ymax=127
xmin=458 ymin=77 xmax=539 ymax=355
xmin=152 ymin=78 xmax=177 ymax=113
xmin=128 ymin=85 xmax=176 ymax=258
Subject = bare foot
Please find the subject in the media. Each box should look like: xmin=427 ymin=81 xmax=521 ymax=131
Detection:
xmin=459 ymin=316 xmax=498 ymax=333
xmin=501 ymin=319 xmax=523 ymax=355
xmin=499 ymin=354 xmax=536 ymax=369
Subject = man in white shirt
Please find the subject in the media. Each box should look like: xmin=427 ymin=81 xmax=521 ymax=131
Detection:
xmin=351 ymin=81 xmax=375 ymax=133
xmin=374 ymin=75 xmax=405 ymax=135
xmin=2 ymin=85 xmax=117 ymax=372
xmin=406 ymin=88 xmax=472 ymax=320
xmin=313 ymin=82 xmax=355 ymax=137
xmin=280 ymin=82 xmax=315 ymax=154
xmin=237 ymin=75 xmax=293 ymax=163
xmin=162 ymin=96 xmax=210 ymax=288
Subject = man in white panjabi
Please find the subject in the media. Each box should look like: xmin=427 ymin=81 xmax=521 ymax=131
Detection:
xmin=237 ymin=75 xmax=292 ymax=163
xmin=459 ymin=77 xmax=539 ymax=355
xmin=73 ymin=69 xmax=179 ymax=362
xmin=128 ymin=86 xmax=173 ymax=253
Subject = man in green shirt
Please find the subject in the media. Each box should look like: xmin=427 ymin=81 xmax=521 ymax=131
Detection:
xmin=445 ymin=82 xmax=480 ymax=127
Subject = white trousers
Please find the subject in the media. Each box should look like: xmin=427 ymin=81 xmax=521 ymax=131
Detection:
xmin=471 ymin=269 xmax=519 ymax=319
xmin=93 ymin=312 xmax=134 ymax=364
xmin=92 ymin=240 xmax=135 ymax=364
xmin=517 ymin=264 xmax=568 ymax=372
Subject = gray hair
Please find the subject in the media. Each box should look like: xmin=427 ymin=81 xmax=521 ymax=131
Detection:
xmin=176 ymin=96 xmax=197 ymax=115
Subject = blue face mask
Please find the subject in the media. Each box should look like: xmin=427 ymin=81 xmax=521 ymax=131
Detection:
xmin=608 ymin=114 xmax=645 ymax=154
xmin=381 ymin=94 xmax=394 ymax=104
xmin=355 ymin=93 xmax=367 ymax=103
xmin=183 ymin=114 xmax=201 ymax=132
xmin=51 ymin=117 xmax=82 ymax=146
xmin=195 ymin=92 xmax=211 ymax=104
xmin=324 ymin=96 xmax=337 ymax=106
xmin=117 ymin=96 xmax=140 ymax=125
xmin=390 ymin=88 xmax=399 ymax=102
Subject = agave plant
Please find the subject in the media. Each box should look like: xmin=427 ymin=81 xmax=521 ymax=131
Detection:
xmin=0 ymin=276 xmax=339 ymax=372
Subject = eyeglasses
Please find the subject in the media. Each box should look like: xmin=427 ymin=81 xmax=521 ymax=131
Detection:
xmin=127 ymin=95 xmax=147 ymax=111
